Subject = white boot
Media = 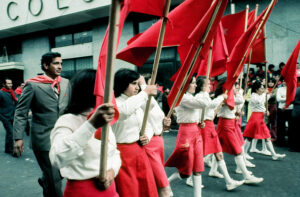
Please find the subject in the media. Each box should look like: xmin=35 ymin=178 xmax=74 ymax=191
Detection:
xmin=209 ymin=156 xmax=224 ymax=179
xmin=250 ymin=139 xmax=261 ymax=153
xmin=260 ymin=140 xmax=272 ymax=156
xmin=193 ymin=175 xmax=202 ymax=197
xmin=168 ymin=172 xmax=182 ymax=183
xmin=242 ymin=150 xmax=255 ymax=168
xmin=218 ymin=160 xmax=244 ymax=191
xmin=234 ymin=155 xmax=263 ymax=184
xmin=266 ymin=141 xmax=286 ymax=160
xmin=244 ymin=140 xmax=254 ymax=160
xmin=186 ymin=176 xmax=193 ymax=187
xmin=204 ymin=154 xmax=213 ymax=168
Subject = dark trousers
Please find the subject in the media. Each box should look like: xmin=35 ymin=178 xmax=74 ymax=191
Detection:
xmin=33 ymin=149 xmax=63 ymax=197
xmin=0 ymin=118 xmax=14 ymax=153
xmin=288 ymin=116 xmax=300 ymax=151
xmin=276 ymin=108 xmax=292 ymax=146
xmin=268 ymin=104 xmax=277 ymax=140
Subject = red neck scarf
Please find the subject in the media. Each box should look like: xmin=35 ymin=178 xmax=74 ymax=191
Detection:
xmin=26 ymin=75 xmax=62 ymax=93
xmin=1 ymin=87 xmax=18 ymax=101
xmin=15 ymin=87 xmax=23 ymax=95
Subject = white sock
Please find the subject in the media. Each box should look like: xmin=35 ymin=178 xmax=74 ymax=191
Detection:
xmin=168 ymin=172 xmax=181 ymax=183
xmin=244 ymin=139 xmax=251 ymax=154
xmin=250 ymin=139 xmax=258 ymax=150
xmin=266 ymin=141 xmax=276 ymax=156
xmin=209 ymin=156 xmax=218 ymax=174
xmin=218 ymin=160 xmax=232 ymax=184
xmin=262 ymin=140 xmax=267 ymax=151
xmin=234 ymin=155 xmax=251 ymax=179
xmin=193 ymin=175 xmax=202 ymax=197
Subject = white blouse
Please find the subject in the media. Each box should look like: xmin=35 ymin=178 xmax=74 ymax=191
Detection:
xmin=196 ymin=92 xmax=224 ymax=121
xmin=112 ymin=91 xmax=153 ymax=143
xmin=175 ymin=92 xmax=210 ymax=123
xmin=276 ymin=86 xmax=293 ymax=110
xmin=217 ymin=92 xmax=244 ymax=119
xmin=250 ymin=93 xmax=270 ymax=112
xmin=148 ymin=98 xmax=165 ymax=135
xmin=49 ymin=113 xmax=121 ymax=180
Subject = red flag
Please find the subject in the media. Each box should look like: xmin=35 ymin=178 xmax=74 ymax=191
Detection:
xmin=281 ymin=40 xmax=300 ymax=108
xmin=250 ymin=28 xmax=266 ymax=63
xmin=170 ymin=22 xmax=228 ymax=81
xmin=197 ymin=22 xmax=228 ymax=77
xmin=223 ymin=1 xmax=276 ymax=92
xmin=93 ymin=0 xmax=164 ymax=139
xmin=222 ymin=10 xmax=247 ymax=54
xmin=167 ymin=0 xmax=228 ymax=108
xmin=116 ymin=0 xmax=212 ymax=66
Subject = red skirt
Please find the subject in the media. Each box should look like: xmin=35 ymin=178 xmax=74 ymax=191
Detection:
xmin=64 ymin=179 xmax=119 ymax=197
xmin=116 ymin=142 xmax=158 ymax=197
xmin=243 ymin=112 xmax=271 ymax=139
xmin=201 ymin=120 xmax=222 ymax=155
xmin=165 ymin=123 xmax=204 ymax=176
xmin=144 ymin=135 xmax=169 ymax=188
xmin=235 ymin=118 xmax=245 ymax=146
xmin=216 ymin=118 xmax=243 ymax=155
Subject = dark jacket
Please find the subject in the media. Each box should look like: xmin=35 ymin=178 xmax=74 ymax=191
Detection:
xmin=0 ymin=90 xmax=17 ymax=121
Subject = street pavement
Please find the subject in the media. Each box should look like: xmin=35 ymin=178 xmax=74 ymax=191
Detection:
xmin=0 ymin=126 xmax=299 ymax=197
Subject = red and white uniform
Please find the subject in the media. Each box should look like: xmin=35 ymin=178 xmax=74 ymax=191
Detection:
xmin=197 ymin=92 xmax=224 ymax=155
xmin=144 ymin=98 xmax=169 ymax=188
xmin=216 ymin=93 xmax=244 ymax=155
xmin=165 ymin=92 xmax=210 ymax=175
xmin=243 ymin=93 xmax=271 ymax=139
xmin=112 ymin=91 xmax=157 ymax=197
xmin=50 ymin=112 xmax=121 ymax=197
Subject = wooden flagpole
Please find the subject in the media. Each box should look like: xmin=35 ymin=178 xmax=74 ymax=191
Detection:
xmin=140 ymin=0 xmax=172 ymax=136
xmin=239 ymin=5 xmax=249 ymax=89
xmin=200 ymin=40 xmax=214 ymax=128
xmin=166 ymin=0 xmax=223 ymax=119
xmin=99 ymin=0 xmax=121 ymax=180
xmin=245 ymin=4 xmax=259 ymax=93
xmin=264 ymin=26 xmax=268 ymax=113
xmin=233 ymin=0 xmax=276 ymax=78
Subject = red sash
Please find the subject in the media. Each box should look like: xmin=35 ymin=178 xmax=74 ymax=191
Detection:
xmin=1 ymin=88 xmax=17 ymax=101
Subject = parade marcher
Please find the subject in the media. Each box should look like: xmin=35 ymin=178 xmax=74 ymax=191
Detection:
xmin=243 ymin=81 xmax=286 ymax=160
xmin=139 ymin=76 xmax=172 ymax=197
xmin=0 ymin=78 xmax=17 ymax=155
xmin=194 ymin=77 xmax=244 ymax=191
xmin=49 ymin=69 xmax=120 ymax=197
xmin=13 ymin=52 xmax=71 ymax=197
xmin=267 ymin=78 xmax=278 ymax=141
xmin=276 ymin=81 xmax=293 ymax=146
xmin=112 ymin=68 xmax=158 ymax=197
xmin=166 ymin=76 xmax=210 ymax=197
xmin=215 ymin=79 xmax=263 ymax=184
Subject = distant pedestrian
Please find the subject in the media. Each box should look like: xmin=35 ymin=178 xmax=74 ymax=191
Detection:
xmin=0 ymin=78 xmax=17 ymax=155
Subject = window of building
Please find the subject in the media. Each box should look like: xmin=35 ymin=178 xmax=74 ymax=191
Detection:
xmin=61 ymin=56 xmax=93 ymax=79
xmin=0 ymin=38 xmax=22 ymax=63
xmin=53 ymin=29 xmax=92 ymax=48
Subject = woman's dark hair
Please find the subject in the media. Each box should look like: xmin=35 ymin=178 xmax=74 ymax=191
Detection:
xmin=114 ymin=68 xmax=140 ymax=97
xmin=249 ymin=68 xmax=255 ymax=74
xmin=252 ymin=80 xmax=262 ymax=93
xmin=214 ymin=78 xmax=226 ymax=98
xmin=41 ymin=52 xmax=61 ymax=71
xmin=65 ymin=69 xmax=96 ymax=115
xmin=195 ymin=76 xmax=206 ymax=94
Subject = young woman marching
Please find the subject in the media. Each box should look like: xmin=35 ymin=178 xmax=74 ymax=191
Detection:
xmin=49 ymin=69 xmax=121 ymax=197
xmin=112 ymin=68 xmax=158 ymax=197
xmin=195 ymin=77 xmax=244 ymax=191
xmin=140 ymin=76 xmax=173 ymax=197
xmin=216 ymin=79 xmax=263 ymax=184
xmin=165 ymin=76 xmax=210 ymax=197
xmin=243 ymin=80 xmax=286 ymax=161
